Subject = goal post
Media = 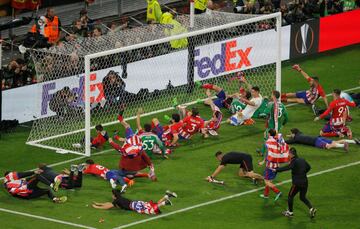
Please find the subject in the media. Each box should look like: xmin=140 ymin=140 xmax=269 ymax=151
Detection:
xmin=27 ymin=11 xmax=282 ymax=157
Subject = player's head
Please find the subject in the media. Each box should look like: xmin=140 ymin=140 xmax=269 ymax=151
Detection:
xmin=95 ymin=124 xmax=103 ymax=133
xmin=245 ymin=91 xmax=251 ymax=100
xmin=290 ymin=128 xmax=301 ymax=138
xmin=289 ymin=147 xmax=298 ymax=158
xmin=272 ymin=90 xmax=280 ymax=100
xmin=215 ymin=151 xmax=223 ymax=161
xmin=224 ymin=97 xmax=233 ymax=108
xmin=251 ymin=86 xmax=260 ymax=97
xmin=4 ymin=171 xmax=10 ymax=177
xmin=191 ymin=107 xmax=199 ymax=117
xmin=310 ymin=76 xmax=319 ymax=86
xmin=112 ymin=189 xmax=122 ymax=200
xmin=144 ymin=123 xmax=152 ymax=132
xmin=38 ymin=163 xmax=47 ymax=170
xmin=268 ymin=128 xmax=277 ymax=137
xmin=85 ymin=159 xmax=95 ymax=165
xmin=333 ymin=89 xmax=341 ymax=99
xmin=172 ymin=113 xmax=181 ymax=123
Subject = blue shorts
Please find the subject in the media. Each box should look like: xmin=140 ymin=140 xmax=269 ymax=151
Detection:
xmin=295 ymin=91 xmax=311 ymax=104
xmin=125 ymin=127 xmax=134 ymax=139
xmin=153 ymin=123 xmax=164 ymax=140
xmin=315 ymin=137 xmax=332 ymax=149
xmin=213 ymin=90 xmax=226 ymax=108
xmin=105 ymin=170 xmax=119 ymax=181
xmin=322 ymin=122 xmax=333 ymax=133
xmin=264 ymin=168 xmax=277 ymax=180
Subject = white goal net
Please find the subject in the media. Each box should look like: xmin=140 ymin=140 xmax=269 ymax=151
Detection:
xmin=26 ymin=11 xmax=281 ymax=156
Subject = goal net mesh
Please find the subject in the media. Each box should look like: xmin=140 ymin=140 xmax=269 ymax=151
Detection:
xmin=27 ymin=11 xmax=278 ymax=155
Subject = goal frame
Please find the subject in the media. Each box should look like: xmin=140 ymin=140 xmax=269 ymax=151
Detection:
xmin=27 ymin=12 xmax=282 ymax=157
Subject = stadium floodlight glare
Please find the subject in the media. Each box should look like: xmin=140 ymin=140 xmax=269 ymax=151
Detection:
xmin=26 ymin=10 xmax=281 ymax=157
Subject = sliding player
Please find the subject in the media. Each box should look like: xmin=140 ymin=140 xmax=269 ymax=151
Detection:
xmin=314 ymin=89 xmax=356 ymax=138
xmin=285 ymin=128 xmax=360 ymax=151
xmin=92 ymin=189 xmax=177 ymax=215
xmin=72 ymin=124 xmax=109 ymax=149
xmin=207 ymin=151 xmax=263 ymax=184
xmin=228 ymin=86 xmax=263 ymax=126
xmin=82 ymin=159 xmax=133 ymax=192
xmin=258 ymin=129 xmax=290 ymax=201
xmin=4 ymin=170 xmax=67 ymax=203
xmin=281 ymin=64 xmax=328 ymax=110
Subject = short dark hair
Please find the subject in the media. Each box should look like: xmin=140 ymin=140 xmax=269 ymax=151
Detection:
xmin=215 ymin=151 xmax=223 ymax=157
xmin=252 ymin=86 xmax=260 ymax=92
xmin=272 ymin=90 xmax=280 ymax=99
xmin=269 ymin=129 xmax=277 ymax=137
xmin=245 ymin=91 xmax=251 ymax=99
xmin=144 ymin=123 xmax=152 ymax=132
xmin=290 ymin=128 xmax=300 ymax=135
xmin=312 ymin=76 xmax=319 ymax=82
xmin=172 ymin=113 xmax=181 ymax=122
xmin=290 ymin=147 xmax=298 ymax=158
xmin=95 ymin=124 xmax=103 ymax=131
xmin=112 ymin=189 xmax=122 ymax=198
xmin=38 ymin=163 xmax=47 ymax=169
xmin=333 ymin=89 xmax=341 ymax=96
xmin=85 ymin=159 xmax=94 ymax=164
xmin=4 ymin=171 xmax=10 ymax=177
xmin=191 ymin=107 xmax=199 ymax=117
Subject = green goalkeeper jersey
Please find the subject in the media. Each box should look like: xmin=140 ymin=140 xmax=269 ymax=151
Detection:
xmin=229 ymin=98 xmax=246 ymax=114
xmin=253 ymin=98 xmax=269 ymax=118
xmin=138 ymin=131 xmax=166 ymax=157
xmin=264 ymin=101 xmax=288 ymax=131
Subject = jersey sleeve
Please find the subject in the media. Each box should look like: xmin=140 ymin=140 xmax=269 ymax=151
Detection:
xmin=318 ymin=85 xmax=326 ymax=98
xmin=319 ymin=101 xmax=335 ymax=119
xmin=345 ymin=100 xmax=356 ymax=107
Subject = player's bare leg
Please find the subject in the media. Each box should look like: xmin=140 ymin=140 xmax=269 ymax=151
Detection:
xmin=286 ymin=98 xmax=307 ymax=104
xmin=326 ymin=142 xmax=349 ymax=152
xmin=157 ymin=190 xmax=177 ymax=206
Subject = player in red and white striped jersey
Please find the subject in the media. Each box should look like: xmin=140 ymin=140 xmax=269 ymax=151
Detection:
xmin=315 ymin=89 xmax=356 ymax=138
xmin=177 ymin=106 xmax=207 ymax=139
xmin=281 ymin=64 xmax=328 ymax=109
xmin=259 ymin=129 xmax=290 ymax=201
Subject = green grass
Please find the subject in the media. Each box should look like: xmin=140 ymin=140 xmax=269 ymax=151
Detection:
xmin=1 ymin=44 xmax=360 ymax=229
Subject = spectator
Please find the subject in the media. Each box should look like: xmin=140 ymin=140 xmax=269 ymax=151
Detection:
xmin=259 ymin=0 xmax=274 ymax=14
xmin=3 ymin=58 xmax=33 ymax=88
xmin=146 ymin=0 xmax=163 ymax=23
xmin=92 ymin=27 xmax=103 ymax=38
xmin=160 ymin=12 xmax=188 ymax=49
xmin=32 ymin=8 xmax=61 ymax=45
xmin=72 ymin=19 xmax=88 ymax=38
xmin=342 ymin=0 xmax=356 ymax=11
xmin=79 ymin=8 xmax=95 ymax=32
xmin=49 ymin=86 xmax=79 ymax=118
xmin=102 ymin=70 xmax=127 ymax=107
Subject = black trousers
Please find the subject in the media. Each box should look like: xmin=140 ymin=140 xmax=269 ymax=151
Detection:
xmin=62 ymin=172 xmax=83 ymax=189
xmin=288 ymin=182 xmax=313 ymax=212
xmin=17 ymin=177 xmax=55 ymax=200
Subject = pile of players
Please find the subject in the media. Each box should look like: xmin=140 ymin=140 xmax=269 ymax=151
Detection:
xmin=4 ymin=64 xmax=360 ymax=217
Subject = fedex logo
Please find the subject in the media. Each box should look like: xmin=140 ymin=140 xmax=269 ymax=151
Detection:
xmin=41 ymin=73 xmax=105 ymax=115
xmin=194 ymin=40 xmax=252 ymax=78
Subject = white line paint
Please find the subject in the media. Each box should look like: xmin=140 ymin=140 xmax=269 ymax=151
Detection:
xmin=0 ymin=207 xmax=97 ymax=229
xmin=114 ymin=160 xmax=360 ymax=229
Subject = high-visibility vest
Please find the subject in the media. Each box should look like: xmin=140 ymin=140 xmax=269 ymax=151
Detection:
xmin=194 ymin=0 xmax=208 ymax=11
xmin=161 ymin=12 xmax=188 ymax=49
xmin=146 ymin=0 xmax=161 ymax=23
xmin=45 ymin=16 xmax=60 ymax=43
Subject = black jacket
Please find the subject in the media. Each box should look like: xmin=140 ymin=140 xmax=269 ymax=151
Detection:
xmin=276 ymin=157 xmax=311 ymax=186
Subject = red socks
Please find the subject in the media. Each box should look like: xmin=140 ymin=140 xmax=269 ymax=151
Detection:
xmin=281 ymin=94 xmax=287 ymax=102
xmin=321 ymin=132 xmax=338 ymax=137
xmin=202 ymin=84 xmax=214 ymax=90
xmin=135 ymin=173 xmax=149 ymax=178
xmin=264 ymin=186 xmax=270 ymax=196
xmin=271 ymin=186 xmax=280 ymax=194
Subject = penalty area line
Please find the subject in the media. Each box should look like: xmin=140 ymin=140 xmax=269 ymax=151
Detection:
xmin=0 ymin=207 xmax=97 ymax=229
xmin=114 ymin=160 xmax=360 ymax=229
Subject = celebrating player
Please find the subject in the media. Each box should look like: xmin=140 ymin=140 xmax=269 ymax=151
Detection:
xmin=92 ymin=189 xmax=177 ymax=215
xmin=285 ymin=128 xmax=360 ymax=151
xmin=228 ymin=86 xmax=263 ymax=126
xmin=314 ymin=89 xmax=356 ymax=138
xmin=203 ymin=98 xmax=223 ymax=136
xmin=82 ymin=159 xmax=134 ymax=192
xmin=281 ymin=64 xmax=328 ymax=110
xmin=72 ymin=124 xmax=109 ymax=149
xmin=258 ymin=129 xmax=290 ymax=201
xmin=3 ymin=170 xmax=67 ymax=203
xmin=152 ymin=113 xmax=183 ymax=148
xmin=274 ymin=148 xmax=317 ymax=218
xmin=176 ymin=106 xmax=208 ymax=139
xmin=207 ymin=151 xmax=263 ymax=184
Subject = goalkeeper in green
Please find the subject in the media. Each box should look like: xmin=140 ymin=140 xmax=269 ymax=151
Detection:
xmin=136 ymin=108 xmax=170 ymax=159
xmin=259 ymin=90 xmax=289 ymax=156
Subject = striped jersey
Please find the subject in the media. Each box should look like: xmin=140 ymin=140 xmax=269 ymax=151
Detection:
xmin=265 ymin=134 xmax=290 ymax=169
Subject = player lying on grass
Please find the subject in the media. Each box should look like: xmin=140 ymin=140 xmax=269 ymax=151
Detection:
xmin=3 ymin=170 xmax=67 ymax=203
xmin=82 ymin=159 xmax=134 ymax=192
xmin=207 ymin=151 xmax=263 ymax=184
xmin=174 ymin=105 xmax=208 ymax=139
xmin=227 ymin=86 xmax=263 ymax=126
xmin=109 ymin=128 xmax=157 ymax=182
xmin=314 ymin=89 xmax=356 ymax=138
xmin=72 ymin=124 xmax=109 ymax=149
xmin=202 ymin=98 xmax=223 ymax=136
xmin=136 ymin=108 xmax=171 ymax=158
xmin=258 ymin=129 xmax=290 ymax=201
xmin=285 ymin=128 xmax=360 ymax=152
xmin=37 ymin=163 xmax=84 ymax=191
xmin=272 ymin=147 xmax=317 ymax=218
xmin=92 ymin=189 xmax=177 ymax=215
xmin=152 ymin=113 xmax=183 ymax=148
xmin=258 ymin=90 xmax=288 ymax=156
xmin=281 ymin=64 xmax=328 ymax=111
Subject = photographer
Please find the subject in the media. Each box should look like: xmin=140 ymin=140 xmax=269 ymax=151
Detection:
xmin=49 ymin=86 xmax=80 ymax=118
xmin=102 ymin=70 xmax=128 ymax=107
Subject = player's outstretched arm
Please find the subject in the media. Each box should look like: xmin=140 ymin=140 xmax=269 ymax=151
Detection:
xmin=293 ymin=64 xmax=311 ymax=80
xmin=92 ymin=202 xmax=114 ymax=210
xmin=136 ymin=108 xmax=143 ymax=131
xmin=210 ymin=165 xmax=225 ymax=178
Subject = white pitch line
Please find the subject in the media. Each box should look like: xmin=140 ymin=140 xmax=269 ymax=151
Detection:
xmin=0 ymin=207 xmax=97 ymax=229
xmin=114 ymin=160 xmax=360 ymax=229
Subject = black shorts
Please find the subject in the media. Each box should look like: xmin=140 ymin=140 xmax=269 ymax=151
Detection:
xmin=240 ymin=156 xmax=253 ymax=172
xmin=112 ymin=196 xmax=131 ymax=211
